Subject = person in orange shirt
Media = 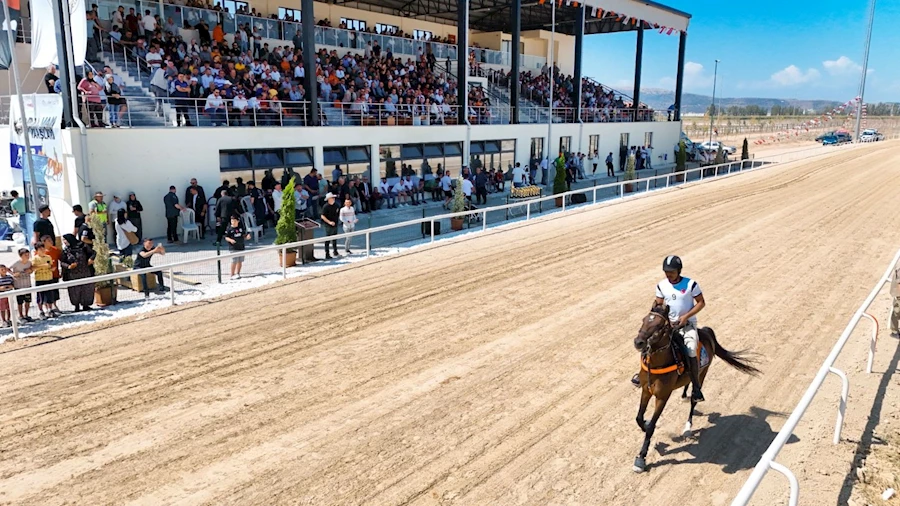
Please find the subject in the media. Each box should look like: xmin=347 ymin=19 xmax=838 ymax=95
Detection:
xmin=279 ymin=57 xmax=290 ymax=73
xmin=212 ymin=24 xmax=225 ymax=44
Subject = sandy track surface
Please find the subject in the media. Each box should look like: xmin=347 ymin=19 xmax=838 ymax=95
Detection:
xmin=2 ymin=142 xmax=900 ymax=506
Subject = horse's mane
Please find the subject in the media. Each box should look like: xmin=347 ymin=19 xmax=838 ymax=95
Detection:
xmin=650 ymin=304 xmax=668 ymax=317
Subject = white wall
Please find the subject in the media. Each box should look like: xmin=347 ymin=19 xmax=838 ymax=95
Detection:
xmin=80 ymin=121 xmax=680 ymax=238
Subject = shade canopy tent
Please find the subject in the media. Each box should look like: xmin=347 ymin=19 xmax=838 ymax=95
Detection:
xmin=332 ymin=0 xmax=690 ymax=35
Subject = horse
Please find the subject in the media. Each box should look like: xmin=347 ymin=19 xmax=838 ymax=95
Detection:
xmin=631 ymin=304 xmax=760 ymax=473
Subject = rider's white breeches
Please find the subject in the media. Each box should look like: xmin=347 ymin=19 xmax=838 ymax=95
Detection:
xmin=681 ymin=323 xmax=699 ymax=358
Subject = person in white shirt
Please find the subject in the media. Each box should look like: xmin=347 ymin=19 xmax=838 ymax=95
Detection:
xmin=204 ymin=90 xmax=226 ymax=126
xmin=141 ymin=9 xmax=158 ymax=34
xmin=113 ymin=209 xmax=139 ymax=256
xmin=379 ymin=177 xmax=395 ymax=209
xmin=461 ymin=177 xmax=474 ymax=204
xmin=632 ymin=255 xmax=707 ymax=402
xmin=145 ymin=47 xmax=163 ymax=69
xmin=540 ymin=156 xmax=549 ymax=185
xmin=271 ymin=183 xmax=283 ymax=221
xmin=107 ymin=195 xmax=128 ymax=246
xmin=440 ymin=171 xmax=453 ymax=208
xmin=338 ymin=197 xmax=358 ymax=254
xmin=403 ymin=176 xmax=419 ymax=205
xmin=392 ymin=179 xmax=409 ymax=207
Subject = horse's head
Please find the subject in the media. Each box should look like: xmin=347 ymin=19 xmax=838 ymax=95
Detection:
xmin=634 ymin=304 xmax=672 ymax=354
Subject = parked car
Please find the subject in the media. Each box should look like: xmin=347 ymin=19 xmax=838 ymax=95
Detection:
xmin=822 ymin=132 xmax=852 ymax=146
xmin=859 ymin=129 xmax=884 ymax=142
xmin=815 ymin=131 xmax=835 ymax=142
xmin=699 ymin=141 xmax=737 ymax=155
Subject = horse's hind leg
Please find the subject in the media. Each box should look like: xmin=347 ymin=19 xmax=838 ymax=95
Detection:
xmin=634 ymin=394 xmax=671 ymax=473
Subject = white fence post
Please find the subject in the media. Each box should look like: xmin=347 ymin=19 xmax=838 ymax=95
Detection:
xmin=8 ymin=295 xmax=19 ymax=341
xmin=281 ymin=247 xmax=287 ymax=279
xmin=168 ymin=269 xmax=175 ymax=306
xmin=862 ymin=312 xmax=878 ymax=373
xmin=482 ymin=210 xmax=487 ymax=231
xmin=365 ymin=232 xmax=370 ymax=258
xmin=827 ymin=367 xmax=849 ymax=444
xmin=592 ymin=187 xmax=597 ymax=203
xmin=768 ymin=461 xmax=799 ymax=506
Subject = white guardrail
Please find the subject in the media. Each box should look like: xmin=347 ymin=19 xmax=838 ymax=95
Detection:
xmin=0 ymin=143 xmax=865 ymax=342
xmin=732 ymin=246 xmax=900 ymax=505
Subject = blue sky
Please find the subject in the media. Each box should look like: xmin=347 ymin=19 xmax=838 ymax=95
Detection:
xmin=581 ymin=0 xmax=900 ymax=102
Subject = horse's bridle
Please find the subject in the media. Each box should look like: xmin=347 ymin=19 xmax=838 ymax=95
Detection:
xmin=638 ymin=311 xmax=675 ymax=360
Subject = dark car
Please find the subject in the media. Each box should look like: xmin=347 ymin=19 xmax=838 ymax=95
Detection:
xmin=822 ymin=133 xmax=851 ymax=146
xmin=815 ymin=131 xmax=835 ymax=142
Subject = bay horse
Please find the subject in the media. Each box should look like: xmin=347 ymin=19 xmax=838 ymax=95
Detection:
xmin=631 ymin=304 xmax=760 ymax=472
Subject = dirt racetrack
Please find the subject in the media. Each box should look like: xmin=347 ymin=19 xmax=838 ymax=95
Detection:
xmin=2 ymin=143 xmax=900 ymax=506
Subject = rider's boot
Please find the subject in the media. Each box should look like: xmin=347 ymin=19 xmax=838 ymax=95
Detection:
xmin=686 ymin=354 xmax=705 ymax=402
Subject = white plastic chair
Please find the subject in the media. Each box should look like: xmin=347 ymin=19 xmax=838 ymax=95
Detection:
xmin=241 ymin=212 xmax=264 ymax=244
xmin=181 ymin=208 xmax=200 ymax=243
xmin=240 ymin=195 xmax=253 ymax=215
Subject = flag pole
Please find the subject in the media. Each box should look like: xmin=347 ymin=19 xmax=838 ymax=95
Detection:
xmin=853 ymin=0 xmax=875 ymax=142
xmin=2 ymin=0 xmax=39 ymax=224
xmin=546 ymin=0 xmax=555 ymax=168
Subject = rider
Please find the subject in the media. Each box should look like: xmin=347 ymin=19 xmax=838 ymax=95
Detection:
xmin=632 ymin=255 xmax=707 ymax=402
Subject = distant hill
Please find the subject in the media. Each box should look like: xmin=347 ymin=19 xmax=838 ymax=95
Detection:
xmin=638 ymin=88 xmax=842 ymax=115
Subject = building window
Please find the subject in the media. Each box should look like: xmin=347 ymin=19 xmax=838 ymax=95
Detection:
xmin=376 ymin=23 xmax=398 ymax=35
xmin=380 ymin=142 xmax=466 ymax=181
xmin=214 ymin=0 xmax=248 ymax=13
xmin=219 ymin=148 xmax=314 ymax=190
xmin=413 ymin=29 xmax=433 ymax=40
xmin=559 ymin=136 xmax=571 ymax=155
xmin=588 ymin=134 xmax=599 ymax=155
xmin=643 ymin=132 xmax=653 ymax=148
xmin=278 ymin=7 xmax=300 ymax=21
xmin=530 ymin=137 xmax=544 ymax=159
xmin=324 ymin=146 xmax=371 ymax=180
xmin=341 ymin=17 xmax=367 ymax=31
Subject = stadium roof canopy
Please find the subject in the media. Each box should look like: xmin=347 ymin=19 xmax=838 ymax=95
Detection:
xmin=333 ymin=0 xmax=691 ymax=36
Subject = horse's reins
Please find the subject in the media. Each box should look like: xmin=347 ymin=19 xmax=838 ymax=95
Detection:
xmin=639 ymin=312 xmax=682 ymax=391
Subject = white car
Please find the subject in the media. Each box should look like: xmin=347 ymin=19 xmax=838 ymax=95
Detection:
xmin=859 ymin=129 xmax=884 ymax=142
xmin=699 ymin=141 xmax=737 ymax=155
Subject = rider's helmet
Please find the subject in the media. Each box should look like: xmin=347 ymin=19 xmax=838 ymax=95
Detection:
xmin=662 ymin=255 xmax=683 ymax=273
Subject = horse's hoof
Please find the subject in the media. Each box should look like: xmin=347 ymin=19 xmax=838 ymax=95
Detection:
xmin=682 ymin=422 xmax=692 ymax=437
xmin=633 ymin=457 xmax=646 ymax=473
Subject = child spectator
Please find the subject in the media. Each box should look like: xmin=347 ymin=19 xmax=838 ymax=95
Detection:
xmin=0 ymin=264 xmax=13 ymax=327
xmin=40 ymin=235 xmax=63 ymax=317
xmin=10 ymin=248 xmax=34 ymax=322
xmin=224 ymin=215 xmax=250 ymax=280
xmin=31 ymin=243 xmax=57 ymax=319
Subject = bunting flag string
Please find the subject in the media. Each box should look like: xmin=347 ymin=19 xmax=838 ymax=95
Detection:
xmin=552 ymin=1 xmax=685 ymax=35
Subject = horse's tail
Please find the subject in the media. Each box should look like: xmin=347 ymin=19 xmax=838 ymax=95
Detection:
xmin=706 ymin=328 xmax=761 ymax=376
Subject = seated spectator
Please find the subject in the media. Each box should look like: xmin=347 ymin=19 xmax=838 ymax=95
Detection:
xmin=204 ymin=88 xmax=226 ymax=125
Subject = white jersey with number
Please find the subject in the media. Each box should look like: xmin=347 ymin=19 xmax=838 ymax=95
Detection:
xmin=656 ymin=276 xmax=702 ymax=324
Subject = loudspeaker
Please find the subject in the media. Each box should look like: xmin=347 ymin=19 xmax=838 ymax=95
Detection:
xmin=571 ymin=193 xmax=588 ymax=204
xmin=422 ymin=221 xmax=441 ymax=236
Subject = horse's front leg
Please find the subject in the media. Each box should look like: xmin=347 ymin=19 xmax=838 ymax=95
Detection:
xmin=635 ymin=382 xmax=652 ymax=433
xmin=634 ymin=393 xmax=672 ymax=473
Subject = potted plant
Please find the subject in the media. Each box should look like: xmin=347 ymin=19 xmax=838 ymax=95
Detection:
xmin=553 ymin=154 xmax=567 ymax=207
xmin=91 ymin=217 xmax=117 ymax=306
xmin=675 ymin=140 xmax=687 ymax=182
xmin=450 ymin=175 xmax=467 ymax=230
xmin=741 ymin=137 xmax=750 ymax=169
xmin=624 ymin=153 xmax=636 ymax=193
xmin=276 ymin=175 xmax=298 ymax=267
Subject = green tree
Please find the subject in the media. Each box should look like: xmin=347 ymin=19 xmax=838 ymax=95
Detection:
xmin=625 ymin=154 xmax=636 ymax=181
xmin=553 ymin=155 xmax=567 ymax=195
xmin=275 ymin=176 xmax=297 ymax=245
xmin=741 ymin=138 xmax=750 ymax=161
xmin=676 ymin=140 xmax=687 ymax=173
xmin=90 ymin=217 xmax=112 ymax=288
xmin=451 ymin=175 xmax=467 ymax=213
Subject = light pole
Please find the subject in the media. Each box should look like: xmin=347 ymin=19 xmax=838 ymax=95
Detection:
xmin=709 ymin=59 xmax=720 ymax=148
xmin=854 ymin=0 xmax=876 ymax=142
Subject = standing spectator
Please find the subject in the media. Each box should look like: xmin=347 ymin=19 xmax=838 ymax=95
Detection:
xmin=320 ymin=192 xmax=340 ymax=259
xmin=40 ymin=235 xmax=62 ymax=317
xmin=224 ymin=215 xmax=250 ymax=280
xmin=104 ymin=74 xmax=126 ymax=128
xmin=31 ymin=243 xmax=56 ymax=319
xmin=529 ymin=160 xmax=538 ymax=186
xmin=358 ymin=176 xmax=372 ymax=213
xmin=606 ymin=152 xmax=615 ymax=177
xmin=331 ymin=166 xmax=343 ymax=184
xmin=126 ymin=193 xmax=144 ymax=239
xmin=215 ymin=189 xmax=236 ymax=246
xmin=474 ymin=167 xmax=488 ymax=205
xmin=78 ymin=215 xmax=96 ymax=246
xmin=185 ymin=186 xmax=207 ymax=239
xmin=133 ymin=238 xmax=166 ymax=297
xmin=589 ymin=151 xmax=599 ymax=175
xmin=114 ymin=209 xmax=139 ymax=257
xmin=494 ymin=168 xmax=505 ymax=193
xmin=107 ymin=195 xmax=127 ymax=247
xmin=540 ymin=156 xmax=549 ymax=185
xmin=9 ymin=190 xmax=24 ymax=217
xmin=72 ymin=204 xmax=86 ymax=235
xmin=293 ymin=183 xmax=309 ymax=220
xmin=60 ymin=234 xmax=95 ymax=311
xmin=33 ymin=205 xmax=56 ymax=247
xmin=78 ymin=70 xmax=104 ymax=127
xmin=0 ymin=264 xmax=13 ymax=327
xmin=163 ymin=186 xmax=183 ymax=243
xmin=440 ymin=171 xmax=453 ymax=209
xmin=88 ymin=192 xmax=108 ymax=234
xmin=339 ymin=197 xmax=358 ymax=254
xmin=10 ymin=248 xmax=34 ymax=322
xmin=247 ymin=181 xmax=266 ymax=228
xmin=461 ymin=175 xmax=474 ymax=204
xmin=272 ymin=183 xmax=283 ymax=223
xmin=184 ymin=178 xmax=208 ymax=212
xmin=303 ymin=168 xmax=320 ymax=219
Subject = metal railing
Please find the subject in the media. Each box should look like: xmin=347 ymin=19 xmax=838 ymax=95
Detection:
xmin=8 ymin=144 xmax=856 ymax=341
xmin=732 ymin=247 xmax=900 ymax=506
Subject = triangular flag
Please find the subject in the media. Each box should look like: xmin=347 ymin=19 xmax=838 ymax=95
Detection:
xmin=666 ymin=28 xmax=675 ymax=35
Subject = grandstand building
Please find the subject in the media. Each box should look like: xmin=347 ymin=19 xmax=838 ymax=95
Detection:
xmin=2 ymin=0 xmax=690 ymax=237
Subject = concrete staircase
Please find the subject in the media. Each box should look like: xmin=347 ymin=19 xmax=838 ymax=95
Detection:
xmin=99 ymin=48 xmax=170 ymax=127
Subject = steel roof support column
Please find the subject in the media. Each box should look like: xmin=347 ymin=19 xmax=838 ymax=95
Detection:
xmin=510 ymin=0 xmax=521 ymax=124
xmin=631 ymin=24 xmax=644 ymax=122
xmin=573 ymin=4 xmax=585 ymax=124
xmin=674 ymin=31 xmax=686 ymax=121
xmin=301 ymin=0 xmax=318 ymax=126
xmin=458 ymin=0 xmax=470 ymax=161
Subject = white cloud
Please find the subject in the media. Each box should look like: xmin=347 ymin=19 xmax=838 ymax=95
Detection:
xmin=770 ymin=65 xmax=821 ymax=86
xmin=823 ymin=56 xmax=862 ymax=77
xmin=683 ymin=61 xmax=714 ymax=89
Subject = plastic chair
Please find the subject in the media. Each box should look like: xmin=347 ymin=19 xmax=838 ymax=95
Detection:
xmin=181 ymin=208 xmax=200 ymax=243
xmin=241 ymin=212 xmax=264 ymax=244
xmin=240 ymin=196 xmax=253 ymax=214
